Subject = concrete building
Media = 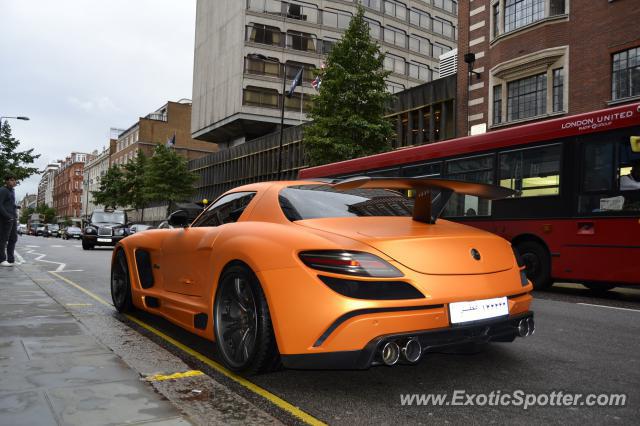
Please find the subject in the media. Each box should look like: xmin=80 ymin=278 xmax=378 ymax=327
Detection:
xmin=36 ymin=163 xmax=61 ymax=208
xmin=192 ymin=0 xmax=459 ymax=146
xmin=82 ymin=141 xmax=115 ymax=218
xmin=456 ymin=0 xmax=640 ymax=136
xmin=19 ymin=194 xmax=37 ymax=211
xmin=52 ymin=152 xmax=93 ymax=220
xmin=112 ymin=100 xmax=219 ymax=167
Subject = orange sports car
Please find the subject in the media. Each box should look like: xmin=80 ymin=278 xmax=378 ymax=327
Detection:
xmin=111 ymin=177 xmax=534 ymax=373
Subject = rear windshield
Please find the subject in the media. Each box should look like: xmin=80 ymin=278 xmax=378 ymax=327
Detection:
xmin=279 ymin=185 xmax=413 ymax=221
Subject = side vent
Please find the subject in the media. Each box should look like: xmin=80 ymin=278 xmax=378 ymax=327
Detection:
xmin=194 ymin=313 xmax=208 ymax=330
xmin=135 ymin=249 xmax=154 ymax=289
xmin=145 ymin=296 xmax=160 ymax=308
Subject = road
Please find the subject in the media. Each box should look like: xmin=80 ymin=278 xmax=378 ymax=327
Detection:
xmin=14 ymin=235 xmax=640 ymax=424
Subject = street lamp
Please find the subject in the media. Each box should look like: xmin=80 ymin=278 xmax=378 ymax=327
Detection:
xmin=0 ymin=116 xmax=30 ymax=129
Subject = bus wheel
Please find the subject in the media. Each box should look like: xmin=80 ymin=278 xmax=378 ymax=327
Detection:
xmin=583 ymin=283 xmax=615 ymax=294
xmin=516 ymin=241 xmax=551 ymax=290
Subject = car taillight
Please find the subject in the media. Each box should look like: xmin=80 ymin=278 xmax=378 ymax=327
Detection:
xmin=512 ymin=246 xmax=528 ymax=286
xmin=299 ymin=251 xmax=403 ymax=278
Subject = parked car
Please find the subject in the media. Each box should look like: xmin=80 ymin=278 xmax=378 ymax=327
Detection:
xmin=17 ymin=224 xmax=27 ymax=235
xmin=156 ymin=221 xmax=173 ymax=229
xmin=35 ymin=225 xmax=46 ymax=236
xmin=62 ymin=226 xmax=82 ymax=240
xmin=48 ymin=224 xmax=60 ymax=238
xmin=128 ymin=224 xmax=154 ymax=234
xmin=82 ymin=209 xmax=129 ymax=250
xmin=110 ymin=178 xmax=534 ymax=374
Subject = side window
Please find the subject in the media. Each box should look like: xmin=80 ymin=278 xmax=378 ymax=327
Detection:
xmin=499 ymin=144 xmax=562 ymax=197
xmin=192 ymin=192 xmax=256 ymax=227
xmin=445 ymin=154 xmax=494 ymax=217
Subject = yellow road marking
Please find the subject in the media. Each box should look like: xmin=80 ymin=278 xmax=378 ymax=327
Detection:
xmin=48 ymin=271 xmax=326 ymax=426
xmin=146 ymin=370 xmax=204 ymax=382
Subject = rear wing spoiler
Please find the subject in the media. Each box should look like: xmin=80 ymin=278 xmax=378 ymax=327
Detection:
xmin=331 ymin=176 xmax=516 ymax=224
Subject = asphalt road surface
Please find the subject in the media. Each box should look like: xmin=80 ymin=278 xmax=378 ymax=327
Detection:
xmin=13 ymin=235 xmax=640 ymax=424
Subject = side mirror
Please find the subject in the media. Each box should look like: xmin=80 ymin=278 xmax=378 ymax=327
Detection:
xmin=168 ymin=209 xmax=191 ymax=227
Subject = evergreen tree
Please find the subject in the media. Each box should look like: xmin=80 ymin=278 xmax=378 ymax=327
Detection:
xmin=92 ymin=165 xmax=126 ymax=209
xmin=145 ymin=145 xmax=197 ymax=216
xmin=0 ymin=121 xmax=40 ymax=180
xmin=122 ymin=150 xmax=150 ymax=221
xmin=303 ymin=4 xmax=394 ymax=166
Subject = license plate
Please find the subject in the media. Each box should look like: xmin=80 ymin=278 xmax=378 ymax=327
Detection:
xmin=97 ymin=238 xmax=112 ymax=243
xmin=449 ymin=297 xmax=508 ymax=324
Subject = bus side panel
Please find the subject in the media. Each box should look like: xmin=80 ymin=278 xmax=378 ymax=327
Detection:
xmin=465 ymin=218 xmax=640 ymax=286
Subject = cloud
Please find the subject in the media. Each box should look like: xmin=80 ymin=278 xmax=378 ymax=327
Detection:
xmin=67 ymin=96 xmax=120 ymax=113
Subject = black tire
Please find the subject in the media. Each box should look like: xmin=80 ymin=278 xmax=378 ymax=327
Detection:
xmin=111 ymin=249 xmax=134 ymax=313
xmin=516 ymin=241 xmax=551 ymax=290
xmin=584 ymin=283 xmax=615 ymax=294
xmin=214 ymin=264 xmax=279 ymax=374
xmin=82 ymin=239 xmax=94 ymax=250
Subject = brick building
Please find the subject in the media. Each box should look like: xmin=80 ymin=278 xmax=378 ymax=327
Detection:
xmin=112 ymin=100 xmax=218 ymax=166
xmin=52 ymin=152 xmax=93 ymax=220
xmin=457 ymin=0 xmax=640 ymax=136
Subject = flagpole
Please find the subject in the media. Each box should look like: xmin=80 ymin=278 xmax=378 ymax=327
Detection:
xmin=300 ymin=85 xmax=304 ymax=124
xmin=278 ymin=62 xmax=286 ymax=180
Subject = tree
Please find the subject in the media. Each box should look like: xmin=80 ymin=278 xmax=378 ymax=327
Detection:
xmin=35 ymin=204 xmax=57 ymax=224
xmin=20 ymin=206 xmax=34 ymax=224
xmin=122 ymin=150 xmax=151 ymax=221
xmin=92 ymin=165 xmax=126 ymax=209
xmin=303 ymin=4 xmax=394 ymax=166
xmin=0 ymin=121 xmax=40 ymax=181
xmin=145 ymin=145 xmax=198 ymax=216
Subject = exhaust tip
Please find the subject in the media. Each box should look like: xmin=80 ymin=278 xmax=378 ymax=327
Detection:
xmin=526 ymin=317 xmax=535 ymax=336
xmin=517 ymin=318 xmax=529 ymax=337
xmin=381 ymin=341 xmax=400 ymax=366
xmin=402 ymin=339 xmax=422 ymax=364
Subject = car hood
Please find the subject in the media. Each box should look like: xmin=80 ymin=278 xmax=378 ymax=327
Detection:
xmin=295 ymin=217 xmax=514 ymax=275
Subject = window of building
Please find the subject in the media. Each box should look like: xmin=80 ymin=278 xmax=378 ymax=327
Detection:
xmin=386 ymin=80 xmax=405 ymax=94
xmin=285 ymin=61 xmax=316 ymax=82
xmin=432 ymin=17 xmax=455 ymax=39
xmin=432 ymin=42 xmax=451 ymax=59
xmin=408 ymin=62 xmax=431 ymax=81
xmin=433 ymin=0 xmax=457 ymax=14
xmin=612 ymin=47 xmax=640 ymax=100
xmin=409 ymin=9 xmax=430 ymax=30
xmin=248 ymin=23 xmax=283 ymax=46
xmin=320 ymin=38 xmax=338 ymax=55
xmin=364 ymin=18 xmax=381 ymax=39
xmin=383 ymin=0 xmax=407 ymax=20
xmin=247 ymin=0 xmax=282 ymax=15
xmin=284 ymin=92 xmax=313 ymax=112
xmin=499 ymin=144 xmax=561 ymax=197
xmin=283 ymin=1 xmax=319 ymax=23
xmin=504 ymin=0 xmax=544 ymax=33
xmin=243 ymin=86 xmax=280 ymax=109
xmin=493 ymin=85 xmax=502 ymax=125
xmin=246 ymin=55 xmax=281 ymax=77
xmin=383 ymin=26 xmax=406 ymax=48
xmin=287 ymin=30 xmax=316 ymax=52
xmin=362 ymin=0 xmax=381 ymax=11
xmin=507 ymin=73 xmax=547 ymax=121
xmin=493 ymin=3 xmax=500 ymax=37
xmin=323 ymin=9 xmax=351 ymax=29
xmin=384 ymin=53 xmax=406 ymax=75
xmin=409 ymin=34 xmax=431 ymax=56
xmin=552 ymin=68 xmax=564 ymax=111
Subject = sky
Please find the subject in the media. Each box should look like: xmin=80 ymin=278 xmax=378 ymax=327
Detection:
xmin=0 ymin=0 xmax=197 ymax=202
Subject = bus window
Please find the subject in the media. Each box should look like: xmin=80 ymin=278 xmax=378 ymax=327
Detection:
xmin=582 ymin=141 xmax=614 ymax=192
xmin=499 ymin=144 xmax=561 ymax=197
xmin=401 ymin=162 xmax=441 ymax=178
xmin=444 ymin=154 xmax=494 ymax=217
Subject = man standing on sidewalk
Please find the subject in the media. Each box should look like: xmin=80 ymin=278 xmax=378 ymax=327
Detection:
xmin=0 ymin=173 xmax=18 ymax=266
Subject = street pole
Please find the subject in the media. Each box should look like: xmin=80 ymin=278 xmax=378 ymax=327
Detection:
xmin=278 ymin=62 xmax=287 ymax=180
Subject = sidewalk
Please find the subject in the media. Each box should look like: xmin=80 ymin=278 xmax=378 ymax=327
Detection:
xmin=0 ymin=263 xmax=193 ymax=426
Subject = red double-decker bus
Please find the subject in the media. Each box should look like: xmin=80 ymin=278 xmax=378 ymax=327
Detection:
xmin=299 ymin=103 xmax=640 ymax=291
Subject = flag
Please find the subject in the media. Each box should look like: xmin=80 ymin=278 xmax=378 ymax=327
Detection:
xmin=311 ymin=75 xmax=322 ymax=91
xmin=286 ymin=68 xmax=304 ymax=97
xmin=166 ymin=133 xmax=176 ymax=148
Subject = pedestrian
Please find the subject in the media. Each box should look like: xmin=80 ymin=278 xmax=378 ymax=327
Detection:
xmin=0 ymin=173 xmax=19 ymax=266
